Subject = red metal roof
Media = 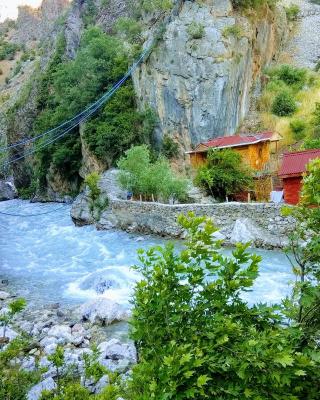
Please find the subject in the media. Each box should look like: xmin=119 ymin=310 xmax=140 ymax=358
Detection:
xmin=278 ymin=149 xmax=320 ymax=177
xmin=201 ymin=132 xmax=274 ymax=150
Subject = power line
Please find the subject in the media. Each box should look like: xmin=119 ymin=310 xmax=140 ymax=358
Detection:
xmin=0 ymin=46 xmax=150 ymax=158
xmin=0 ymin=205 xmax=65 ymax=217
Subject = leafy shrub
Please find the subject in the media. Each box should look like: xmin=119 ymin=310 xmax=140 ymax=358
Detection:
xmin=285 ymin=4 xmax=300 ymax=21
xmin=115 ymin=17 xmax=142 ymax=44
xmin=222 ymin=24 xmax=243 ymax=39
xmin=0 ymin=298 xmax=26 ymax=342
xmin=194 ymin=148 xmax=253 ymax=200
xmin=271 ymin=90 xmax=297 ymax=116
xmin=267 ymin=64 xmax=307 ymax=89
xmin=83 ymin=85 xmax=154 ymax=167
xmin=85 ymin=172 xmax=101 ymax=202
xmin=138 ymin=0 xmax=173 ymax=13
xmin=33 ymin=26 xmax=154 ymax=192
xmin=118 ymin=145 xmax=189 ymax=203
xmin=231 ymin=0 xmax=278 ymax=10
xmin=0 ymin=39 xmax=20 ymax=61
xmin=187 ymin=22 xmax=205 ymax=40
xmin=0 ymin=338 xmax=40 ymax=400
xmin=128 ymin=213 xmax=320 ymax=399
xmin=162 ymin=135 xmax=179 ymax=159
xmin=302 ymin=138 xmax=320 ymax=149
xmin=290 ymin=118 xmax=307 ymax=140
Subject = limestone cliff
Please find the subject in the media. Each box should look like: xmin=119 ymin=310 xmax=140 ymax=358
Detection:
xmin=0 ymin=0 xmax=290 ymax=198
xmin=133 ymin=0 xmax=288 ymax=150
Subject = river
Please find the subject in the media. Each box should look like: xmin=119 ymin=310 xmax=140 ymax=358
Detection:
xmin=0 ymin=200 xmax=294 ymax=310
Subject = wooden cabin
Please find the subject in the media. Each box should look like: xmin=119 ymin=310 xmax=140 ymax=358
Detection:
xmin=278 ymin=149 xmax=320 ymax=205
xmin=187 ymin=132 xmax=281 ymax=172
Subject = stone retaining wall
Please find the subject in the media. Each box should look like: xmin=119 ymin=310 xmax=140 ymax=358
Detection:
xmin=96 ymin=200 xmax=294 ymax=249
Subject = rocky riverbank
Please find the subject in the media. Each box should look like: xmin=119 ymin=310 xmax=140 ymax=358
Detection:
xmin=0 ymin=287 xmax=136 ymax=400
xmin=71 ymin=170 xmax=294 ymax=250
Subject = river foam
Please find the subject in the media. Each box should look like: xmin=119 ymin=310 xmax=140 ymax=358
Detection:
xmin=0 ymin=200 xmax=293 ymax=308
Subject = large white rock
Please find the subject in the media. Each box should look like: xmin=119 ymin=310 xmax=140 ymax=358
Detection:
xmin=0 ymin=180 xmax=17 ymax=201
xmin=77 ymin=298 xmax=130 ymax=325
xmin=98 ymin=339 xmax=137 ymax=372
xmin=0 ymin=291 xmax=10 ymax=300
xmin=0 ymin=326 xmax=18 ymax=341
xmin=27 ymin=377 xmax=57 ymax=400
xmin=230 ymin=218 xmax=284 ymax=248
xmin=46 ymin=325 xmax=72 ymax=344
xmin=230 ymin=218 xmax=261 ymax=244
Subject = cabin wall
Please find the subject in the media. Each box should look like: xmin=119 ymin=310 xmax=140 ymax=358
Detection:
xmin=283 ymin=176 xmax=302 ymax=205
xmin=190 ymin=152 xmax=207 ymax=168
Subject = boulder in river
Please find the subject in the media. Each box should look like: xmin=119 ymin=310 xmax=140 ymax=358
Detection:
xmin=77 ymin=298 xmax=130 ymax=325
xmin=0 ymin=290 xmax=10 ymax=300
xmin=0 ymin=180 xmax=17 ymax=201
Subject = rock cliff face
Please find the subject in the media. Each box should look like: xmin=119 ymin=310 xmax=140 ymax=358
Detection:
xmin=133 ymin=0 xmax=287 ymax=148
xmin=12 ymin=0 xmax=70 ymax=47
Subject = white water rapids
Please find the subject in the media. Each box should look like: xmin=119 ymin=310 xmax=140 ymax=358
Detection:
xmin=0 ymin=200 xmax=294 ymax=309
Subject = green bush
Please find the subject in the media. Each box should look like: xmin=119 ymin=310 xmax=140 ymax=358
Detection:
xmin=138 ymin=0 xmax=173 ymax=13
xmin=290 ymin=118 xmax=307 ymax=141
xmin=285 ymin=4 xmax=300 ymax=21
xmin=267 ymin=64 xmax=307 ymax=89
xmin=33 ymin=26 xmax=155 ymax=192
xmin=128 ymin=213 xmax=320 ymax=399
xmin=194 ymin=148 xmax=253 ymax=200
xmin=85 ymin=172 xmax=101 ymax=202
xmin=222 ymin=24 xmax=243 ymax=39
xmin=302 ymin=138 xmax=320 ymax=149
xmin=187 ymin=22 xmax=205 ymax=40
xmin=231 ymin=0 xmax=278 ymax=10
xmin=118 ymin=145 xmax=189 ymax=203
xmin=162 ymin=135 xmax=179 ymax=159
xmin=0 ymin=39 xmax=20 ymax=61
xmin=271 ymin=90 xmax=297 ymax=116
xmin=0 ymin=338 xmax=40 ymax=400
xmin=115 ymin=17 xmax=142 ymax=44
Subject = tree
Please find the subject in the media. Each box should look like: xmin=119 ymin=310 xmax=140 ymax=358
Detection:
xmin=118 ymin=145 xmax=188 ymax=203
xmin=0 ymin=298 xmax=26 ymax=344
xmin=282 ymin=159 xmax=320 ymax=346
xmin=127 ymin=213 xmax=320 ymax=399
xmin=194 ymin=148 xmax=253 ymax=200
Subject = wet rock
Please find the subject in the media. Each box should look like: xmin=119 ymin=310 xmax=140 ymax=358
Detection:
xmin=230 ymin=218 xmax=286 ymax=248
xmin=98 ymin=339 xmax=137 ymax=372
xmin=0 ymin=181 xmax=17 ymax=201
xmin=0 ymin=326 xmax=18 ymax=341
xmin=46 ymin=325 xmax=72 ymax=344
xmin=21 ymin=356 xmax=36 ymax=371
xmin=27 ymin=377 xmax=57 ymax=400
xmin=0 ymin=290 xmax=10 ymax=300
xmin=78 ymin=299 xmax=130 ymax=325
xmin=43 ymin=343 xmax=58 ymax=355
xmin=94 ymin=375 xmax=110 ymax=394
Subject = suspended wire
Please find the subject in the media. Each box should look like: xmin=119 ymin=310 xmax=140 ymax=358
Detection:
xmin=1 ymin=60 xmax=140 ymax=168
xmin=0 ymin=205 xmax=65 ymax=217
xmin=0 ymin=46 xmax=151 ymax=155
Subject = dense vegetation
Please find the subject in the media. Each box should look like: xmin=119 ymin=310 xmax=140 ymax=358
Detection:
xmin=259 ymin=64 xmax=320 ymax=149
xmin=231 ymin=0 xmax=278 ymax=10
xmin=118 ymin=145 xmax=189 ymax=203
xmin=0 ymin=37 xmax=20 ymax=61
xmin=194 ymin=148 xmax=253 ymax=200
xmin=30 ymin=27 xmax=154 ymax=194
xmin=1 ymin=161 xmax=319 ymax=399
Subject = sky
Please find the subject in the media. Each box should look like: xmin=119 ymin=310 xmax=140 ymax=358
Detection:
xmin=0 ymin=0 xmax=42 ymax=22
